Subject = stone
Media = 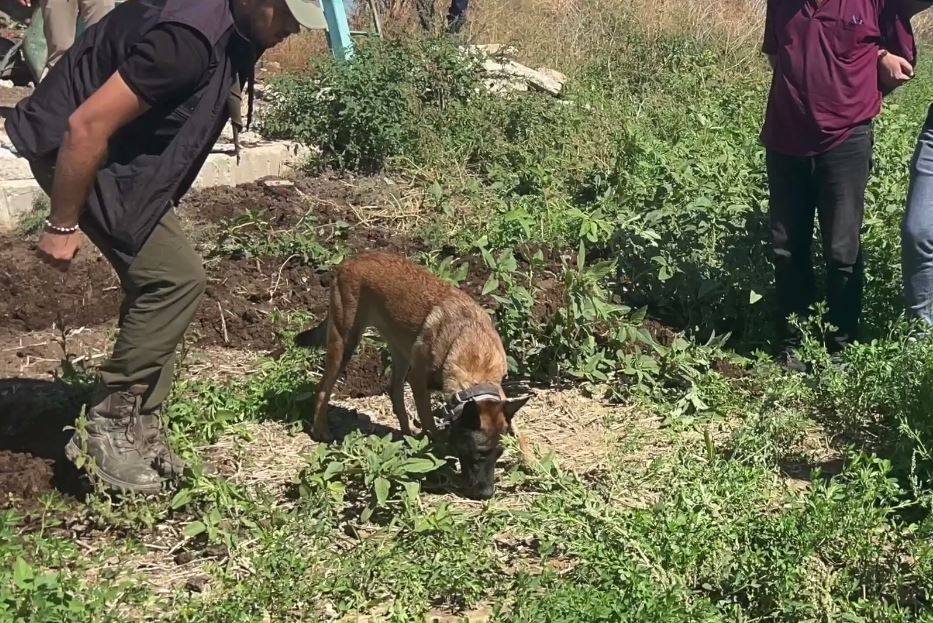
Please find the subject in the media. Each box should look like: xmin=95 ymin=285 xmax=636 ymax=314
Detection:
xmin=481 ymin=58 xmax=565 ymax=96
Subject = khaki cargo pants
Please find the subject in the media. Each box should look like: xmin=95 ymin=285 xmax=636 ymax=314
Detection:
xmin=90 ymin=213 xmax=206 ymax=411
xmin=31 ymin=156 xmax=205 ymax=412
xmin=41 ymin=0 xmax=115 ymax=76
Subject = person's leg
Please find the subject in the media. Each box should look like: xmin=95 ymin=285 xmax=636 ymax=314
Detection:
xmin=903 ymin=108 xmax=933 ymax=327
xmin=67 ymin=210 xmax=205 ymax=490
xmin=446 ymin=0 xmax=469 ymax=33
xmin=814 ymin=125 xmax=873 ymax=352
xmin=40 ymin=0 xmax=78 ymax=76
xmin=97 ymin=210 xmax=206 ymax=412
xmin=77 ymin=0 xmax=113 ymax=27
xmin=767 ymin=148 xmax=817 ymax=364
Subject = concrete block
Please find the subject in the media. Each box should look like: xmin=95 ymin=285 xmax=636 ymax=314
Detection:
xmin=0 ymin=179 xmax=45 ymax=231
xmin=192 ymin=140 xmax=308 ymax=189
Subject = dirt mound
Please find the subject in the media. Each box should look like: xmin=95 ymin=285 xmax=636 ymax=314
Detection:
xmin=183 ymin=178 xmax=317 ymax=226
xmin=340 ymin=346 xmax=386 ymax=399
xmin=0 ymin=240 xmax=121 ymax=333
xmin=0 ymin=450 xmax=55 ymax=505
xmin=193 ymin=257 xmax=329 ymax=350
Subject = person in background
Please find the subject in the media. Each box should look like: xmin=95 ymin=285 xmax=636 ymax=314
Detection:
xmin=902 ymin=2 xmax=933 ymax=330
xmin=17 ymin=0 xmax=115 ymax=79
xmin=417 ymin=0 xmax=468 ymax=34
xmin=761 ymin=0 xmax=917 ymax=372
xmin=445 ymin=0 xmax=468 ymax=33
xmin=5 ymin=0 xmax=317 ymax=493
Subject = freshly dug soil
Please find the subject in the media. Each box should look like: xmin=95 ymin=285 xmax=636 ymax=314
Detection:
xmin=0 ymin=239 xmax=121 ymax=333
xmin=193 ymin=256 xmax=330 ymax=350
xmin=340 ymin=346 xmax=386 ymax=399
xmin=0 ymin=450 xmax=55 ymax=504
xmin=0 ymin=379 xmax=85 ymax=506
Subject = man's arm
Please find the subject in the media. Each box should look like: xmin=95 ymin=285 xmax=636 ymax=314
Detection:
xmin=37 ymin=72 xmax=149 ymax=269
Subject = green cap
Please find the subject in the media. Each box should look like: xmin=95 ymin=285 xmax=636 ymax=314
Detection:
xmin=284 ymin=0 xmax=327 ymax=29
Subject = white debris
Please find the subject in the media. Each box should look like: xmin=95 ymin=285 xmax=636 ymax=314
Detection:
xmin=462 ymin=44 xmax=567 ymax=97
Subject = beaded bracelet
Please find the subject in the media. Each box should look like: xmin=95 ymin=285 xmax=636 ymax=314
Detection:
xmin=44 ymin=219 xmax=80 ymax=234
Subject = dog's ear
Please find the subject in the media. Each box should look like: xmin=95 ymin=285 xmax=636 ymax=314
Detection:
xmin=459 ymin=400 xmax=482 ymax=430
xmin=503 ymin=395 xmax=531 ymax=423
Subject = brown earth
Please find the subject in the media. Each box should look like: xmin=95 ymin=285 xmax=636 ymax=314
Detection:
xmin=0 ymin=175 xmax=422 ymax=505
xmin=0 ymin=450 xmax=55 ymax=505
xmin=0 ymin=173 xmax=642 ymax=508
xmin=0 ymin=238 xmax=121 ymax=334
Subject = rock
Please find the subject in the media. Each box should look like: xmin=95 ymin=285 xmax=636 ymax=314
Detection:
xmin=185 ymin=575 xmax=211 ymax=593
xmin=536 ymin=67 xmax=568 ymax=87
xmin=481 ymin=58 xmax=565 ymax=96
xmin=483 ymin=77 xmax=529 ymax=95
xmin=462 ymin=43 xmax=566 ymax=96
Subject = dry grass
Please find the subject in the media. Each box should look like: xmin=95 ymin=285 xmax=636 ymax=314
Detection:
xmin=197 ymin=385 xmax=653 ymax=513
xmin=468 ymin=0 xmax=765 ymax=69
xmin=265 ymin=0 xmax=769 ymax=76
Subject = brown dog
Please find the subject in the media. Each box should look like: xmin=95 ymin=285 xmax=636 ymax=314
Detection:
xmin=295 ymin=251 xmax=530 ymax=499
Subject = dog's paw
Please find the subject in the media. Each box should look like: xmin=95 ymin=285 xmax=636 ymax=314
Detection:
xmin=304 ymin=421 xmax=334 ymax=443
xmin=313 ymin=428 xmax=334 ymax=443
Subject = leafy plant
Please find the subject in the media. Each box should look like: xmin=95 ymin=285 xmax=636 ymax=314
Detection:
xmin=298 ymin=432 xmax=448 ymax=527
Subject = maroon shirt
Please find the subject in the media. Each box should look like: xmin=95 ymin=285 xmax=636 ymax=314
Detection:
xmin=762 ymin=0 xmax=916 ymax=157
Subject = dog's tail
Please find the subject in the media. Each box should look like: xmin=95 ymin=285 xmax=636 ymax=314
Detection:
xmin=294 ymin=319 xmax=328 ymax=349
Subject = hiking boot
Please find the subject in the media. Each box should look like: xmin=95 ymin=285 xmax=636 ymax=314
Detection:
xmin=64 ymin=385 xmax=163 ymax=494
xmin=138 ymin=411 xmax=186 ymax=480
xmin=775 ymin=347 xmax=808 ymax=374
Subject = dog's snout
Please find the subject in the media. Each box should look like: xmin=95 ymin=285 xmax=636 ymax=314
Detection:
xmin=468 ymin=483 xmax=495 ymax=500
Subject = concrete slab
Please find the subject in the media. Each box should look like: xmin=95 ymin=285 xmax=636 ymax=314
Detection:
xmin=0 ymin=178 xmax=43 ymax=230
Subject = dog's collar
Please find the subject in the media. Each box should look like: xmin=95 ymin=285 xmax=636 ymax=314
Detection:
xmin=439 ymin=383 xmax=502 ymax=427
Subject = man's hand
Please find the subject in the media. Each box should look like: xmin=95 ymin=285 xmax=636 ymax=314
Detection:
xmin=16 ymin=0 xmax=31 ymax=7
xmin=36 ymin=230 xmax=83 ymax=272
xmin=879 ymin=51 xmax=914 ymax=91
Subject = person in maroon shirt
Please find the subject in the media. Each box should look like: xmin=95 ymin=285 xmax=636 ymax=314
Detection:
xmin=762 ymin=0 xmax=917 ymax=371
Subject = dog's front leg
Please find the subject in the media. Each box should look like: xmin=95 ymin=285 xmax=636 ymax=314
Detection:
xmin=389 ymin=349 xmax=414 ymax=436
xmin=408 ymin=350 xmax=437 ymax=434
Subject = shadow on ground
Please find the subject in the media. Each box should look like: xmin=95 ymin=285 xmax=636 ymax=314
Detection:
xmin=0 ymin=378 xmax=89 ymax=505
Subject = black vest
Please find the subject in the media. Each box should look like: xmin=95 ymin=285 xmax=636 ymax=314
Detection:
xmin=6 ymin=0 xmax=254 ymax=260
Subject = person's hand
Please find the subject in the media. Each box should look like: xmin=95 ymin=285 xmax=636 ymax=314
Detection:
xmin=16 ymin=0 xmax=31 ymax=8
xmin=36 ymin=230 xmax=83 ymax=272
xmin=879 ymin=51 xmax=914 ymax=91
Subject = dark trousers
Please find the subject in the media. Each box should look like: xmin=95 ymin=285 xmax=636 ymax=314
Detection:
xmin=766 ymin=124 xmax=873 ymax=351
xmin=447 ymin=0 xmax=468 ymax=20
